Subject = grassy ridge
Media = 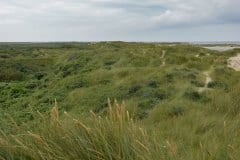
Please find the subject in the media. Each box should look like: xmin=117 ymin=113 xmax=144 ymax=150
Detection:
xmin=0 ymin=42 xmax=222 ymax=119
xmin=1 ymin=42 xmax=240 ymax=159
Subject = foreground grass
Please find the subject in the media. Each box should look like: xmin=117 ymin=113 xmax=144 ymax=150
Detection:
xmin=0 ymin=100 xmax=163 ymax=160
xmin=1 ymin=100 xmax=240 ymax=160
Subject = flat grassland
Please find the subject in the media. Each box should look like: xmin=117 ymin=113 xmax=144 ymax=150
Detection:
xmin=0 ymin=42 xmax=240 ymax=159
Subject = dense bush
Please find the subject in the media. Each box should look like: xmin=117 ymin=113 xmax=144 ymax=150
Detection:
xmin=10 ymin=86 xmax=27 ymax=98
xmin=207 ymin=81 xmax=228 ymax=90
xmin=67 ymin=79 xmax=87 ymax=89
xmin=166 ymin=55 xmax=188 ymax=65
xmin=0 ymin=69 xmax=25 ymax=81
xmin=128 ymin=85 xmax=141 ymax=95
xmin=104 ymin=60 xmax=116 ymax=66
xmin=191 ymin=80 xmax=205 ymax=87
xmin=25 ymin=81 xmax=40 ymax=89
xmin=148 ymin=80 xmax=158 ymax=88
xmin=184 ymin=90 xmax=202 ymax=101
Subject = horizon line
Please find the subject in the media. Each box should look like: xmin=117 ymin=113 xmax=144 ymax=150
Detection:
xmin=0 ymin=40 xmax=240 ymax=42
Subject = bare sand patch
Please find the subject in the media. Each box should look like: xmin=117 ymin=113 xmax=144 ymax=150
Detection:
xmin=198 ymin=71 xmax=212 ymax=92
xmin=228 ymin=54 xmax=240 ymax=71
xmin=160 ymin=50 xmax=166 ymax=67
xmin=204 ymin=46 xmax=240 ymax=52
xmin=161 ymin=50 xmax=166 ymax=58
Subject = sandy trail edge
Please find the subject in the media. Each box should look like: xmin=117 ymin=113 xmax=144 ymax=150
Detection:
xmin=204 ymin=46 xmax=240 ymax=52
xmin=228 ymin=54 xmax=240 ymax=71
xmin=160 ymin=50 xmax=166 ymax=67
xmin=198 ymin=71 xmax=212 ymax=92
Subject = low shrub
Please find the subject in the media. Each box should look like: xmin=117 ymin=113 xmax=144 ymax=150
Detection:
xmin=148 ymin=80 xmax=158 ymax=88
xmin=10 ymin=87 xmax=27 ymax=98
xmin=165 ymin=73 xmax=174 ymax=83
xmin=184 ymin=90 xmax=210 ymax=103
xmin=104 ymin=60 xmax=116 ymax=66
xmin=25 ymin=81 xmax=40 ymax=89
xmin=35 ymin=72 xmax=45 ymax=80
xmin=138 ymin=99 xmax=156 ymax=110
xmin=207 ymin=81 xmax=228 ymax=90
xmin=67 ymin=80 xmax=87 ymax=89
xmin=0 ymin=69 xmax=25 ymax=81
xmin=128 ymin=85 xmax=141 ymax=95
xmin=168 ymin=106 xmax=185 ymax=117
xmin=184 ymin=90 xmax=202 ymax=101
xmin=191 ymin=80 xmax=205 ymax=87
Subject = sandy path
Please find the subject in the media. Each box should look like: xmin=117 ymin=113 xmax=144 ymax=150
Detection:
xmin=198 ymin=71 xmax=212 ymax=92
xmin=205 ymin=72 xmax=212 ymax=87
xmin=160 ymin=50 xmax=166 ymax=67
xmin=204 ymin=46 xmax=240 ymax=52
xmin=228 ymin=54 xmax=240 ymax=71
xmin=161 ymin=50 xmax=166 ymax=58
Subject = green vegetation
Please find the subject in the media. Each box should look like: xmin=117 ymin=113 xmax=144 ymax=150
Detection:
xmin=0 ymin=101 xmax=163 ymax=159
xmin=0 ymin=42 xmax=240 ymax=159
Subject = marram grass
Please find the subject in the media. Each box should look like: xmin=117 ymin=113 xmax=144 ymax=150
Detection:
xmin=0 ymin=100 xmax=165 ymax=160
xmin=1 ymin=99 xmax=240 ymax=160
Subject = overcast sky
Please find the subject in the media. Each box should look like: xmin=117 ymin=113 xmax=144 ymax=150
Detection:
xmin=0 ymin=0 xmax=240 ymax=42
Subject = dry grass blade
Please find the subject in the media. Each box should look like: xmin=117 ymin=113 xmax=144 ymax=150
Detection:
xmin=73 ymin=119 xmax=91 ymax=134
xmin=27 ymin=131 xmax=48 ymax=147
xmin=51 ymin=99 xmax=59 ymax=126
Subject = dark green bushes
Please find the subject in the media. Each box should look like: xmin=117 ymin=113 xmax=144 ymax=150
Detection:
xmin=138 ymin=99 xmax=156 ymax=110
xmin=207 ymin=81 xmax=228 ymax=90
xmin=67 ymin=80 xmax=87 ymax=89
xmin=148 ymin=80 xmax=158 ymax=88
xmin=104 ymin=60 xmax=116 ymax=66
xmin=191 ymin=80 xmax=205 ymax=87
xmin=128 ymin=85 xmax=141 ymax=95
xmin=0 ymin=54 xmax=11 ymax=58
xmin=166 ymin=55 xmax=188 ymax=65
xmin=0 ymin=69 xmax=25 ymax=81
xmin=10 ymin=86 xmax=27 ymax=98
xmin=25 ymin=81 xmax=40 ymax=89
xmin=184 ymin=89 xmax=209 ymax=102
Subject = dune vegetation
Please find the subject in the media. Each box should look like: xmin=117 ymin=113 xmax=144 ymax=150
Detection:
xmin=0 ymin=42 xmax=240 ymax=159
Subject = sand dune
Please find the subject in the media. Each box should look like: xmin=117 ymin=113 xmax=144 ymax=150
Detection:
xmin=204 ymin=46 xmax=240 ymax=51
xmin=228 ymin=54 xmax=240 ymax=71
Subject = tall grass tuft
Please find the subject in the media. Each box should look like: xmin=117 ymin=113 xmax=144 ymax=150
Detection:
xmin=0 ymin=100 xmax=163 ymax=160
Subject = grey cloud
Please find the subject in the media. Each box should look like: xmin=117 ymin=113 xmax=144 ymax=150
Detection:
xmin=0 ymin=0 xmax=239 ymax=41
